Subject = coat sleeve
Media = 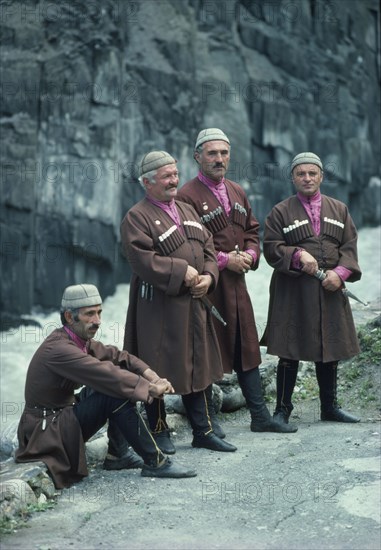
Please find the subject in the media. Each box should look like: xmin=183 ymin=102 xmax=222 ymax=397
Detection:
xmin=336 ymin=207 xmax=362 ymax=282
xmin=89 ymin=341 xmax=151 ymax=375
xmin=202 ymin=225 xmax=219 ymax=291
xmin=263 ymin=205 xmax=303 ymax=278
xmin=242 ymin=194 xmax=261 ymax=270
xmin=121 ymin=207 xmax=188 ymax=296
xmin=45 ymin=339 xmax=151 ymax=403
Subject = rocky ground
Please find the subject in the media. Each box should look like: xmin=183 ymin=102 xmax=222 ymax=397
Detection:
xmin=1 ymin=300 xmax=380 ymax=549
xmin=1 ymin=404 xmax=380 ymax=550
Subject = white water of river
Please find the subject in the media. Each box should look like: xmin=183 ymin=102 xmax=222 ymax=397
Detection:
xmin=1 ymin=226 xmax=380 ymax=429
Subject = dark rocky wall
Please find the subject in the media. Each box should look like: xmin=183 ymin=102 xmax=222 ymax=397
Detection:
xmin=0 ymin=0 xmax=380 ymax=326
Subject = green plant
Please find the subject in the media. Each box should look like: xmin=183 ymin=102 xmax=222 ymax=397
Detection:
xmin=0 ymin=500 xmax=56 ymax=535
xmin=356 ymin=327 xmax=381 ymax=365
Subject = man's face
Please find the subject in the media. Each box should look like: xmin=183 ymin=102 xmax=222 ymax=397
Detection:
xmin=144 ymin=163 xmax=179 ymax=202
xmin=292 ymin=163 xmax=323 ymax=196
xmin=195 ymin=140 xmax=230 ymax=182
xmin=67 ymin=305 xmax=102 ymax=340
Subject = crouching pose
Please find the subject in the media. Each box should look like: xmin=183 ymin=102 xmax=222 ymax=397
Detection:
xmin=15 ymin=284 xmax=196 ymax=488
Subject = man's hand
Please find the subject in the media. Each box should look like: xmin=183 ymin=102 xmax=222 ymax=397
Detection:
xmin=184 ymin=265 xmax=200 ymax=287
xmin=190 ymin=274 xmax=212 ymax=298
xmin=300 ymin=250 xmax=318 ymax=275
xmin=226 ymin=250 xmax=252 ymax=274
xmin=322 ymin=270 xmax=342 ymax=291
xmin=143 ymin=368 xmax=162 ymax=383
xmin=148 ymin=378 xmax=175 ymax=399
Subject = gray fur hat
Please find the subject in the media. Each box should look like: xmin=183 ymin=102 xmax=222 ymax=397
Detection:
xmin=61 ymin=284 xmax=102 ymax=310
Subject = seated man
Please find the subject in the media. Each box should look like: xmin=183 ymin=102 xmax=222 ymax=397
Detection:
xmin=15 ymin=284 xmax=196 ymax=488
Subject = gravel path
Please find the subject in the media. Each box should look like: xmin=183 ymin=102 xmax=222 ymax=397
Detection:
xmin=2 ymin=403 xmax=380 ymax=550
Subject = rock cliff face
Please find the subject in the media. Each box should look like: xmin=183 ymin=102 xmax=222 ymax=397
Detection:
xmin=1 ymin=0 xmax=380 ymax=325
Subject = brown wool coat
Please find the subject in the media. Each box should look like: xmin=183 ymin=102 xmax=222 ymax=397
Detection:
xmin=121 ymin=198 xmax=223 ymax=394
xmin=261 ymin=194 xmax=362 ymax=362
xmin=177 ymin=177 xmax=262 ymax=373
xmin=15 ymin=328 xmax=152 ymax=488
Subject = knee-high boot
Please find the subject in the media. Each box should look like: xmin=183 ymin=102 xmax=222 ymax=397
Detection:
xmin=273 ymin=359 xmax=299 ymax=424
xmin=237 ymin=367 xmax=297 ymax=433
xmin=145 ymin=398 xmax=176 ymax=454
xmin=76 ymin=386 xmax=144 ymax=469
xmin=182 ymin=390 xmax=237 ymax=452
xmin=103 ymin=421 xmax=144 ymax=470
xmin=315 ymin=362 xmax=360 ymax=423
xmin=204 ymin=384 xmax=226 ymax=439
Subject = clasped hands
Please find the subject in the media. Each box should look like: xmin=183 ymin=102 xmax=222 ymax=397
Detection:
xmin=226 ymin=249 xmax=253 ymax=274
xmin=144 ymin=368 xmax=175 ymax=399
xmin=184 ymin=266 xmax=212 ymax=298
xmin=148 ymin=378 xmax=174 ymax=399
xmin=300 ymin=250 xmax=342 ymax=291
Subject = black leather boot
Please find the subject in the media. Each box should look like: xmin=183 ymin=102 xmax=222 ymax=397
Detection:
xmin=103 ymin=420 xmax=144 ymax=469
xmin=182 ymin=390 xmax=237 ymax=452
xmin=103 ymin=448 xmax=144 ymax=470
xmin=204 ymin=384 xmax=226 ymax=439
xmin=273 ymin=359 xmax=299 ymax=428
xmin=192 ymin=432 xmax=237 ymax=452
xmin=145 ymin=398 xmax=176 ymax=454
xmin=237 ymin=367 xmax=298 ymax=433
xmin=315 ymin=362 xmax=360 ymax=423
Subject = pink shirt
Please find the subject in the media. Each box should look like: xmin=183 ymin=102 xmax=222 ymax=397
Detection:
xmin=197 ymin=171 xmax=257 ymax=270
xmin=146 ymin=194 xmax=212 ymax=280
xmin=146 ymin=196 xmax=181 ymax=228
xmin=198 ymin=171 xmax=231 ymax=215
xmin=297 ymin=191 xmax=321 ymax=235
xmin=291 ymin=191 xmax=351 ymax=281
xmin=63 ymin=326 xmax=88 ymax=353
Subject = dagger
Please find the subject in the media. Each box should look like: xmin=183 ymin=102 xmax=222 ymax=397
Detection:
xmin=200 ymin=296 xmax=227 ymax=326
xmin=314 ymin=270 xmax=368 ymax=306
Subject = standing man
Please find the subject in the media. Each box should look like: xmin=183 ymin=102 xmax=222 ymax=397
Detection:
xmin=178 ymin=128 xmax=295 ymax=433
xmin=121 ymin=151 xmax=237 ymax=453
xmin=261 ymin=152 xmax=362 ymax=425
xmin=16 ymin=284 xmax=196 ymax=488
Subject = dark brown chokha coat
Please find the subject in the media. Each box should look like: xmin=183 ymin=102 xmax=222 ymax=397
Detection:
xmin=15 ymin=328 xmax=152 ymax=488
xmin=121 ymin=199 xmax=223 ymax=395
xmin=177 ymin=177 xmax=262 ymax=373
xmin=261 ymin=194 xmax=362 ymax=362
